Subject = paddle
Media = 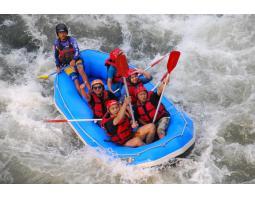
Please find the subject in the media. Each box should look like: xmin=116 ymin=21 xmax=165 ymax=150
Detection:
xmin=115 ymin=54 xmax=135 ymax=122
xmin=152 ymin=50 xmax=181 ymax=123
xmin=143 ymin=53 xmax=169 ymax=71
xmin=44 ymin=118 xmax=102 ymax=123
xmin=37 ymin=65 xmax=68 ymax=79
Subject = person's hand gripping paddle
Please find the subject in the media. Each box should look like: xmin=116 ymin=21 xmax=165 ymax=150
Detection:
xmin=152 ymin=51 xmax=181 ymax=123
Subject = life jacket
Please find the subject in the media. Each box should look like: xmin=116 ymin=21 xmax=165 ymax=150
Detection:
xmin=127 ymin=79 xmax=144 ymax=104
xmin=105 ymin=59 xmax=123 ymax=83
xmin=136 ymin=91 xmax=167 ymax=123
xmin=56 ymin=36 xmax=75 ymax=65
xmin=101 ymin=113 xmax=133 ymax=145
xmin=89 ymin=90 xmax=110 ymax=118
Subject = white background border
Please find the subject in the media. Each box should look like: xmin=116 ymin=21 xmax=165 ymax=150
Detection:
xmin=1 ymin=0 xmax=254 ymax=199
xmin=1 ymin=0 xmax=255 ymax=14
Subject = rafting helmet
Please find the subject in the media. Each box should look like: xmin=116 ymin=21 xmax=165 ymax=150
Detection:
xmin=127 ymin=68 xmax=138 ymax=78
xmin=56 ymin=23 xmax=68 ymax=35
xmin=135 ymin=86 xmax=147 ymax=97
xmin=106 ymin=100 xmax=119 ymax=110
xmin=91 ymin=79 xmax=104 ymax=88
xmin=110 ymin=48 xmax=123 ymax=61
xmin=91 ymin=79 xmax=104 ymax=92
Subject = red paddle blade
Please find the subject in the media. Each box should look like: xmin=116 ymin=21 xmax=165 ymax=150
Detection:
xmin=167 ymin=51 xmax=181 ymax=74
xmin=116 ymin=54 xmax=129 ymax=78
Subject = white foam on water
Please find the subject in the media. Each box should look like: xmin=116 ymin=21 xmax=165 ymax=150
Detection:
xmin=0 ymin=14 xmax=255 ymax=183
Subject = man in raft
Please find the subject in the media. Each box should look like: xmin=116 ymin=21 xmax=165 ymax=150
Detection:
xmin=80 ymin=79 xmax=118 ymax=125
xmin=134 ymin=76 xmax=170 ymax=139
xmin=101 ymin=97 xmax=155 ymax=147
xmin=54 ymin=23 xmax=91 ymax=94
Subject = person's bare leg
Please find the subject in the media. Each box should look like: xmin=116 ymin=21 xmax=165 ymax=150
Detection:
xmin=136 ymin=123 xmax=156 ymax=144
xmin=124 ymin=137 xmax=145 ymax=147
xmin=144 ymin=123 xmax=156 ymax=144
xmin=156 ymin=117 xmax=170 ymax=139
xmin=74 ymin=79 xmax=81 ymax=94
xmin=79 ymin=83 xmax=86 ymax=99
xmin=76 ymin=60 xmax=91 ymax=90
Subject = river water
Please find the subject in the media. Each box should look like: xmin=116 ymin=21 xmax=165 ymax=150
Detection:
xmin=0 ymin=14 xmax=254 ymax=183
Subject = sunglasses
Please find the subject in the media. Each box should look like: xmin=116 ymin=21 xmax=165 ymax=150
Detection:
xmin=92 ymin=85 xmax=103 ymax=90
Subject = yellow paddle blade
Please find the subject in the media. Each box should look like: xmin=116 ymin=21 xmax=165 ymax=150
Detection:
xmin=37 ymin=75 xmax=49 ymax=79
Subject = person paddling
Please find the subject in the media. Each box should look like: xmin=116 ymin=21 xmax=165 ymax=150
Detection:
xmin=134 ymin=76 xmax=170 ymax=139
xmin=80 ymin=79 xmax=118 ymax=125
xmin=54 ymin=23 xmax=91 ymax=94
xmin=101 ymin=97 xmax=155 ymax=147
xmin=126 ymin=68 xmax=152 ymax=104
xmin=105 ymin=48 xmax=125 ymax=98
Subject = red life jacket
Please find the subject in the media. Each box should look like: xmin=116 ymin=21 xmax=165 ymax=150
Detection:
xmin=101 ymin=113 xmax=133 ymax=145
xmin=127 ymin=79 xmax=143 ymax=104
xmin=105 ymin=59 xmax=123 ymax=83
xmin=136 ymin=91 xmax=167 ymax=123
xmin=89 ymin=91 xmax=109 ymax=118
xmin=56 ymin=37 xmax=75 ymax=64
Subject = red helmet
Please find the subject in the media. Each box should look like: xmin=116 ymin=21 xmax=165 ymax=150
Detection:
xmin=110 ymin=48 xmax=123 ymax=61
xmin=127 ymin=68 xmax=137 ymax=77
xmin=106 ymin=100 xmax=119 ymax=110
xmin=135 ymin=86 xmax=147 ymax=96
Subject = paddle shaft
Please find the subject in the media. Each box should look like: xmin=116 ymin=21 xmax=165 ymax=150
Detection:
xmin=144 ymin=53 xmax=168 ymax=71
xmin=152 ymin=73 xmax=170 ymax=123
xmin=151 ymin=80 xmax=161 ymax=91
xmin=123 ymin=77 xmax=135 ymax=122
xmin=38 ymin=65 xmax=69 ymax=79
xmin=45 ymin=118 xmax=102 ymax=123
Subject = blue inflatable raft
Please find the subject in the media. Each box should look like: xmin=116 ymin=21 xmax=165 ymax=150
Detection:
xmin=54 ymin=49 xmax=195 ymax=168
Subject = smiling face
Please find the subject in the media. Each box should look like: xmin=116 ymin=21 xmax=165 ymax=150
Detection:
xmin=57 ymin=31 xmax=68 ymax=41
xmin=130 ymin=73 xmax=139 ymax=84
xmin=137 ymin=90 xmax=148 ymax=103
xmin=108 ymin=104 xmax=120 ymax=116
xmin=92 ymin=84 xmax=103 ymax=96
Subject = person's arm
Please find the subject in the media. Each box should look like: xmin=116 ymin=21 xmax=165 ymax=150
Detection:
xmin=113 ymin=96 xmax=131 ymax=125
xmin=157 ymin=75 xmax=170 ymax=96
xmin=107 ymin=78 xmax=114 ymax=93
xmin=80 ymin=83 xmax=91 ymax=102
xmin=107 ymin=66 xmax=116 ymax=93
xmin=135 ymin=68 xmax=152 ymax=83
xmin=70 ymin=37 xmax=80 ymax=61
xmin=53 ymin=41 xmax=61 ymax=72
xmin=69 ymin=38 xmax=80 ymax=67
